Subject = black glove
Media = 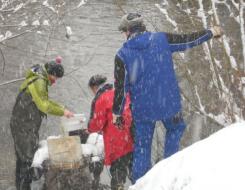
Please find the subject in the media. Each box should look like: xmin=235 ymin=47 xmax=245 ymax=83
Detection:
xmin=115 ymin=116 xmax=124 ymax=130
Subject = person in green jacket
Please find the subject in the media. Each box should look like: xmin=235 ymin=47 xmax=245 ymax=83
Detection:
xmin=10 ymin=58 xmax=74 ymax=190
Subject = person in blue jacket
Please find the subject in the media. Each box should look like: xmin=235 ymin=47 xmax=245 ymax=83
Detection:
xmin=112 ymin=13 xmax=222 ymax=183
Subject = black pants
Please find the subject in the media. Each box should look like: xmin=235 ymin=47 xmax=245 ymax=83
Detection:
xmin=110 ymin=153 xmax=132 ymax=190
xmin=10 ymin=93 xmax=43 ymax=190
xmin=15 ymin=155 xmax=33 ymax=190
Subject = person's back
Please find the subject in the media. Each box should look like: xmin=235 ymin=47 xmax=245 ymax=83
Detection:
xmin=118 ymin=31 xmax=181 ymax=121
xmin=88 ymin=86 xmax=133 ymax=165
xmin=88 ymin=75 xmax=133 ymax=190
xmin=113 ymin=13 xmax=222 ymax=183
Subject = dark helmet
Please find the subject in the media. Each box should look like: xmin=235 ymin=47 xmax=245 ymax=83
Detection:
xmin=88 ymin=74 xmax=107 ymax=87
xmin=118 ymin=13 xmax=145 ymax=32
xmin=45 ymin=61 xmax=64 ymax=78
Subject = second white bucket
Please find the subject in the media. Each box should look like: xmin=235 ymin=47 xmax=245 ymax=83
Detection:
xmin=61 ymin=113 xmax=86 ymax=135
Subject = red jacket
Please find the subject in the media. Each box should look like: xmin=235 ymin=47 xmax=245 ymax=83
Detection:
xmin=88 ymin=84 xmax=133 ymax=165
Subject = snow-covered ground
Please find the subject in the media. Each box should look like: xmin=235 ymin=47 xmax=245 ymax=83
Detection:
xmin=129 ymin=122 xmax=245 ymax=190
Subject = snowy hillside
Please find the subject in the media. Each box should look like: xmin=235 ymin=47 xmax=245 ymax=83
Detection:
xmin=129 ymin=122 xmax=245 ymax=190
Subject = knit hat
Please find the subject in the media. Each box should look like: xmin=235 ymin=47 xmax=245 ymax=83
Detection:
xmin=118 ymin=13 xmax=145 ymax=32
xmin=45 ymin=57 xmax=64 ymax=78
xmin=88 ymin=74 xmax=107 ymax=87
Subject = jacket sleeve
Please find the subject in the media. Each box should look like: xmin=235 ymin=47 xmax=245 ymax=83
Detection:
xmin=166 ymin=29 xmax=213 ymax=52
xmin=88 ymin=97 xmax=107 ymax=133
xmin=28 ymin=79 xmax=65 ymax=116
xmin=112 ymin=55 xmax=128 ymax=115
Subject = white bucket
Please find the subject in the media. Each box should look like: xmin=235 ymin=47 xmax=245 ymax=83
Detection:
xmin=61 ymin=114 xmax=86 ymax=135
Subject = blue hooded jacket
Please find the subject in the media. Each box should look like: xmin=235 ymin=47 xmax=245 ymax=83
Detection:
xmin=115 ymin=31 xmax=213 ymax=121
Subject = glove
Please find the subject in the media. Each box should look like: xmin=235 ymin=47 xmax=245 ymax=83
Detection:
xmin=112 ymin=114 xmax=124 ymax=130
xmin=210 ymin=26 xmax=223 ymax=38
xmin=30 ymin=167 xmax=43 ymax=181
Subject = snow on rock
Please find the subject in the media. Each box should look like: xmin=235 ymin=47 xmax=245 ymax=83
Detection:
xmin=13 ymin=3 xmax=24 ymax=13
xmin=155 ymin=4 xmax=177 ymax=29
xmin=0 ymin=31 xmax=13 ymax=42
xmin=129 ymin=122 xmax=245 ymax=190
xmin=42 ymin=0 xmax=56 ymax=13
xmin=85 ymin=132 xmax=104 ymax=157
xmin=32 ymin=140 xmax=49 ymax=168
xmin=32 ymin=133 xmax=104 ymax=168
xmin=223 ymin=36 xmax=237 ymax=69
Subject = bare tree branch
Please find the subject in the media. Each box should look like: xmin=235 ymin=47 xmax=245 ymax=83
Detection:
xmin=0 ymin=77 xmax=25 ymax=87
xmin=0 ymin=47 xmax=5 ymax=75
xmin=0 ymin=27 xmax=39 ymax=43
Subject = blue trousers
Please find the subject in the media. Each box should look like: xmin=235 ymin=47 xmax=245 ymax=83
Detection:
xmin=131 ymin=115 xmax=186 ymax=183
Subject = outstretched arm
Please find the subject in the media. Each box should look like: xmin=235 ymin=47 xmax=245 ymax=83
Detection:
xmin=167 ymin=30 xmax=213 ymax=52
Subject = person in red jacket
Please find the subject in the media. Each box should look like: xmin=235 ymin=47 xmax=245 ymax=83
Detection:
xmin=87 ymin=74 xmax=134 ymax=190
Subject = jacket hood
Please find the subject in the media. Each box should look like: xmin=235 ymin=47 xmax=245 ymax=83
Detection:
xmin=123 ymin=32 xmax=152 ymax=50
xmin=25 ymin=64 xmax=48 ymax=81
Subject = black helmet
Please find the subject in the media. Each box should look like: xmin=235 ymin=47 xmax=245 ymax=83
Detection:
xmin=45 ymin=61 xmax=64 ymax=78
xmin=88 ymin=74 xmax=107 ymax=87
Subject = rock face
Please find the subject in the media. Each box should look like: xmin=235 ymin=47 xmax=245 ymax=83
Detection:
xmin=0 ymin=0 xmax=244 ymax=189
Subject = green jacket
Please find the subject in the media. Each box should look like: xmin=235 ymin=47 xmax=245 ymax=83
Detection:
xmin=19 ymin=64 xmax=65 ymax=116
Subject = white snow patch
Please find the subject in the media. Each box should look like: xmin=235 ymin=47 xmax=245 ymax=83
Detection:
xmin=223 ymin=36 xmax=237 ymax=69
xmin=197 ymin=0 xmax=207 ymax=28
xmin=77 ymin=0 xmax=87 ymax=8
xmin=241 ymin=77 xmax=245 ymax=84
xmin=5 ymin=30 xmax=12 ymax=38
xmin=19 ymin=20 xmax=28 ymax=27
xmin=32 ymin=133 xmax=104 ymax=167
xmin=214 ymin=58 xmax=222 ymax=69
xmin=32 ymin=140 xmax=49 ymax=168
xmin=43 ymin=0 xmax=56 ymax=13
xmin=129 ymin=122 xmax=245 ymax=190
xmin=32 ymin=20 xmax=40 ymax=26
xmin=239 ymin=4 xmax=245 ymax=68
xmin=234 ymin=15 xmax=240 ymax=23
xmin=43 ymin=20 xmax=49 ymax=26
xmin=0 ymin=35 xmax=4 ymax=42
xmin=183 ymin=8 xmax=191 ymax=14
xmin=161 ymin=0 xmax=168 ymax=6
xmin=13 ymin=2 xmax=24 ymax=13
xmin=179 ymin=52 xmax=185 ymax=59
xmin=155 ymin=4 xmax=178 ymax=29
xmin=66 ymin=26 xmax=72 ymax=37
